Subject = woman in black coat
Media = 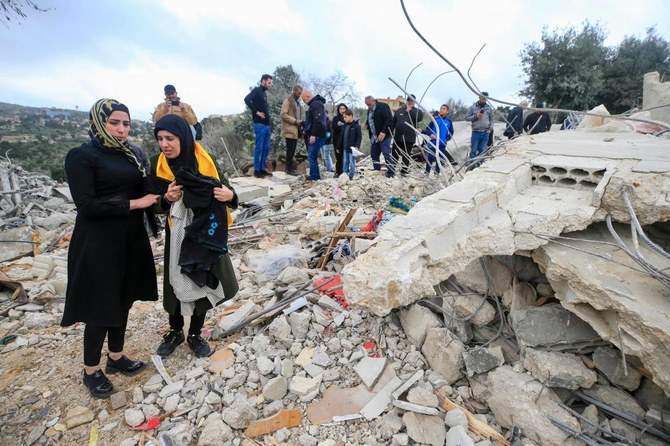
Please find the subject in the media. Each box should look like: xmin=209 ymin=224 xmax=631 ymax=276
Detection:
xmin=63 ymin=99 xmax=159 ymax=398
xmin=150 ymin=115 xmax=239 ymax=359
xmin=331 ymin=103 xmax=348 ymax=176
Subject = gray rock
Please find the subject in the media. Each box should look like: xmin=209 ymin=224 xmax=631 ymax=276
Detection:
xmin=26 ymin=425 xmax=46 ymax=446
xmin=445 ymin=408 xmax=468 ymax=428
xmin=312 ymin=347 xmax=333 ymax=367
xmin=221 ymin=397 xmax=257 ymax=429
xmin=110 ymin=391 xmax=127 ymax=410
xmin=263 ymin=376 xmax=288 ymax=401
xmin=256 ymin=356 xmax=275 ymax=376
xmin=406 ymin=386 xmax=439 ymax=408
xmin=159 ymin=380 xmax=185 ymax=398
xmin=462 ymin=346 xmax=505 ymax=376
xmin=511 ymin=304 xmax=606 ymax=353
xmin=380 ymin=410 xmax=403 ymax=437
xmin=399 ymin=304 xmax=442 ymax=348
xmin=197 ymin=419 xmax=233 ymax=445
xmin=124 ymin=408 xmax=145 ymax=427
xmin=421 ymin=328 xmax=465 ymax=385
xmin=23 ymin=312 xmax=56 ymax=329
xmin=268 ymin=316 xmax=293 ymax=344
xmin=582 ymin=383 xmax=645 ymax=418
xmin=472 ymin=366 xmax=582 ymax=446
xmin=592 ymin=346 xmax=641 ymax=391
xmin=443 ymin=294 xmax=496 ymax=327
xmin=299 ymin=434 xmax=318 ymax=446
xmin=523 ymin=348 xmax=597 ymax=390
xmin=288 ymin=311 xmax=311 ymax=339
xmin=403 ymin=412 xmax=446 ymax=446
xmin=446 ymin=425 xmax=475 ymax=446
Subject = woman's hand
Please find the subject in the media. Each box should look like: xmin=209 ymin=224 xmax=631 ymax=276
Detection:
xmin=130 ymin=194 xmax=160 ymax=210
xmin=164 ymin=181 xmax=183 ymax=203
xmin=213 ymin=186 xmax=234 ymax=202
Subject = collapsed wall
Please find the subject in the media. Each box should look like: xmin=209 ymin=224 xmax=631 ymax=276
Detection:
xmin=342 ymin=130 xmax=670 ymax=394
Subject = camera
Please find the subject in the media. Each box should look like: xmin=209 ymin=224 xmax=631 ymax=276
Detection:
xmin=171 ymin=99 xmax=180 ymax=106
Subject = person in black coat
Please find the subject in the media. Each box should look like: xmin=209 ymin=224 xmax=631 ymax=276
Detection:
xmin=63 ymin=98 xmax=159 ymax=399
xmin=390 ymin=94 xmax=424 ymax=177
xmin=523 ymin=109 xmax=552 ymax=135
xmin=363 ymin=95 xmax=393 ymax=175
xmin=331 ymin=103 xmax=348 ymax=176
xmin=504 ymin=100 xmax=528 ymax=139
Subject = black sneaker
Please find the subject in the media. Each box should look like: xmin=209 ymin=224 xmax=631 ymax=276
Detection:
xmin=259 ymin=170 xmax=272 ymax=177
xmin=83 ymin=369 xmax=114 ymax=399
xmin=285 ymin=170 xmax=299 ymax=176
xmin=253 ymin=171 xmax=264 ymax=178
xmin=187 ymin=334 xmax=212 ymax=358
xmin=157 ymin=329 xmax=185 ymax=357
xmin=105 ymin=354 xmax=146 ymax=376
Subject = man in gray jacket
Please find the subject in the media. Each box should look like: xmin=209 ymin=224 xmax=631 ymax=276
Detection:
xmin=464 ymin=92 xmax=494 ymax=163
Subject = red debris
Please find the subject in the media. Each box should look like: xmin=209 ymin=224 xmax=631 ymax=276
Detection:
xmin=314 ymin=275 xmax=349 ymax=309
xmin=129 ymin=416 xmax=160 ymax=431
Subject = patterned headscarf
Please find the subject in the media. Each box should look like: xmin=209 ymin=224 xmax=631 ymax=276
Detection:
xmin=88 ymin=98 xmax=146 ymax=177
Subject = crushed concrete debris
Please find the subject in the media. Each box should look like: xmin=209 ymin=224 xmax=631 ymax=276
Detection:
xmin=2 ymin=94 xmax=670 ymax=445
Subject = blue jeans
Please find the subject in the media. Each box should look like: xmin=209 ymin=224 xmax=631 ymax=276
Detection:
xmin=343 ymin=151 xmax=356 ymax=178
xmin=425 ymin=145 xmax=449 ymax=173
xmin=253 ymin=123 xmax=271 ymax=171
xmin=307 ymin=136 xmax=324 ymax=181
xmin=370 ymin=137 xmax=393 ymax=171
xmin=469 ymin=131 xmax=489 ymax=160
xmin=322 ymin=144 xmax=334 ymax=171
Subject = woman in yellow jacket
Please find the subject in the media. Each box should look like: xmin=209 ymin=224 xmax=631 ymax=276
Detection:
xmin=150 ymin=115 xmax=238 ymax=358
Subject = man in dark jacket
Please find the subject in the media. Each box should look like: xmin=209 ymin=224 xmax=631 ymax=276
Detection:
xmin=523 ymin=108 xmax=551 ymax=134
xmin=504 ymin=99 xmax=528 ymax=139
xmin=390 ymin=94 xmax=424 ymax=177
xmin=363 ymin=95 xmax=393 ymax=176
xmin=243 ymin=74 xmax=273 ymax=178
xmin=301 ymin=90 xmax=327 ymax=183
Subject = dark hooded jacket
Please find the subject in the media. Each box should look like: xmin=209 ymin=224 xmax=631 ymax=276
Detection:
xmin=304 ymin=94 xmax=327 ymax=138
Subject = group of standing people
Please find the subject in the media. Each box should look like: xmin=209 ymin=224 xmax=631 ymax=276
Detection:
xmin=63 ymin=95 xmax=238 ymax=398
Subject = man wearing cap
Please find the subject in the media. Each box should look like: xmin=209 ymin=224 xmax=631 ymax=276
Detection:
xmin=464 ymin=92 xmax=494 ymax=164
xmin=152 ymin=84 xmax=198 ymax=126
xmin=390 ymin=94 xmax=424 ymax=177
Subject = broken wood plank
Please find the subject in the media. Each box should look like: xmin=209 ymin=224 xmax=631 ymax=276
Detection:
xmin=319 ymin=208 xmax=357 ymax=270
xmin=332 ymin=231 xmax=377 ymax=238
xmin=243 ymin=409 xmax=302 ymax=437
xmin=436 ymin=388 xmax=510 ymax=446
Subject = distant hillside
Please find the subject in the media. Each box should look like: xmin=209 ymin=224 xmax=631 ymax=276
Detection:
xmin=0 ymin=102 xmax=155 ymax=180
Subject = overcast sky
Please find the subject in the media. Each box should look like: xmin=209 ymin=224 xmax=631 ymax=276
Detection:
xmin=1 ymin=0 xmax=668 ymax=122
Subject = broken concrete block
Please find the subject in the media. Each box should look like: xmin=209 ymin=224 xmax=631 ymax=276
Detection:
xmin=452 ymin=256 xmax=514 ymax=297
xmin=472 ymin=366 xmax=582 ymax=446
xmin=462 ymin=346 xmax=505 ymax=376
xmin=392 ymin=369 xmax=424 ymax=400
xmin=262 ymin=376 xmax=288 ymax=401
xmin=443 ymin=294 xmax=496 ymax=327
xmin=402 ymin=412 xmax=446 ymax=446
xmin=406 ymin=385 xmax=438 ymax=408
xmin=354 ymin=356 xmax=387 ymax=389
xmin=421 ymin=328 xmax=465 ymax=385
xmin=0 ymin=227 xmax=34 ymax=262
xmin=198 ymin=419 xmax=234 ymax=445
xmin=523 ymin=348 xmax=597 ymax=390
xmin=582 ymin=383 xmax=645 ymax=419
xmin=222 ymin=397 xmax=258 ymax=429
xmin=534 ymin=223 xmax=670 ymax=395
xmin=510 ymin=303 xmax=605 ymax=353
xmin=123 ymin=408 xmax=144 ymax=428
xmin=392 ymin=399 xmax=440 ymax=415
xmin=399 ymin=304 xmax=442 ymax=348
xmin=219 ymin=301 xmax=256 ymax=332
xmin=360 ymin=376 xmax=402 ymax=420
xmin=446 ymin=425 xmax=475 ymax=446
xmin=289 ymin=376 xmax=320 ymax=397
xmin=592 ymin=346 xmax=641 ymax=391
xmin=109 ymin=391 xmax=127 ymax=410
xmin=64 ymin=406 xmax=95 ymax=429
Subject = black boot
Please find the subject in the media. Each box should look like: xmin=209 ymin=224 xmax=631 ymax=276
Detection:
xmin=187 ymin=334 xmax=212 ymax=358
xmin=105 ymin=354 xmax=145 ymax=376
xmin=157 ymin=329 xmax=185 ymax=357
xmin=83 ymin=369 xmax=114 ymax=399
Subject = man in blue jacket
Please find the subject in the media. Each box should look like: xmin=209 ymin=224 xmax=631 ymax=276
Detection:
xmin=423 ymin=104 xmax=455 ymax=174
xmin=244 ymin=74 xmax=273 ymax=178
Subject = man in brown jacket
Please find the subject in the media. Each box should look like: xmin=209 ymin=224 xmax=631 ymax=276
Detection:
xmin=280 ymin=85 xmax=303 ymax=175
xmin=152 ymin=84 xmax=198 ymax=126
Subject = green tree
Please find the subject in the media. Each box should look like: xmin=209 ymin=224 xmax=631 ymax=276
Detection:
xmin=598 ymin=27 xmax=670 ymax=113
xmin=519 ymin=21 xmax=609 ymax=111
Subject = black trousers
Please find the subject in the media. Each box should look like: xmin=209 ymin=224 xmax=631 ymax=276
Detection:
xmin=169 ymin=305 xmax=206 ymax=337
xmin=285 ymin=138 xmax=298 ymax=172
xmin=84 ymin=321 xmax=127 ymax=366
xmin=334 ymin=144 xmax=344 ymax=176
xmin=391 ymin=139 xmax=413 ymax=175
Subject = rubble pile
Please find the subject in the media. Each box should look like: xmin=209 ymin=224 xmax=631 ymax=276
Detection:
xmin=1 ymin=116 xmax=670 ymax=445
